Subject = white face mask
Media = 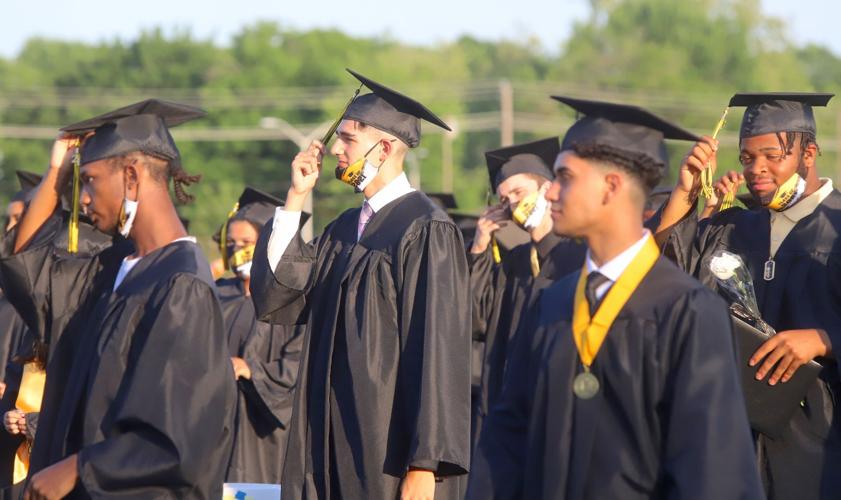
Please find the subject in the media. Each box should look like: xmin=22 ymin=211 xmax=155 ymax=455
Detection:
xmin=119 ymin=198 xmax=139 ymax=238
xmin=235 ymin=260 xmax=253 ymax=280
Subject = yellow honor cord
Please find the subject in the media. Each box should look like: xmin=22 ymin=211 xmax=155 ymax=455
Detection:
xmin=67 ymin=139 xmax=82 ymax=254
xmin=701 ymin=107 xmax=729 ymax=200
xmin=219 ymin=202 xmax=240 ymax=271
xmin=572 ymin=236 xmax=660 ymax=367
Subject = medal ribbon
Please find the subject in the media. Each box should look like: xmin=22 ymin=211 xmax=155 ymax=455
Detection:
xmin=572 ymin=235 xmax=660 ymax=367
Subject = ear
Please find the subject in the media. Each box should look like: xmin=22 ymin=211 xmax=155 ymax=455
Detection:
xmin=124 ymin=160 xmax=140 ymax=195
xmin=801 ymin=141 xmax=818 ymax=169
xmin=603 ymin=171 xmax=622 ymax=204
xmin=379 ymin=139 xmax=393 ymax=162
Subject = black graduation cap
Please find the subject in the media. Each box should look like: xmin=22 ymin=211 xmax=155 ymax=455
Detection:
xmin=728 ymin=92 xmax=834 ymax=138
xmin=60 ymin=99 xmax=206 ymax=167
xmin=552 ymin=96 xmax=700 ymax=168
xmin=15 ymin=170 xmax=73 ymax=208
xmin=213 ymin=187 xmax=311 ymax=244
xmin=426 ymin=192 xmax=458 ymax=211
xmin=485 ymin=138 xmax=559 ymax=192
xmin=342 ymin=69 xmax=451 ymax=148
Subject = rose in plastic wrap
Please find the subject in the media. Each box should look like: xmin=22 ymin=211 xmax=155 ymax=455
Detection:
xmin=707 ymin=250 xmax=775 ymax=335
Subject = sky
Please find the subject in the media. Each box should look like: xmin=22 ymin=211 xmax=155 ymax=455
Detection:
xmin=1 ymin=0 xmax=839 ymax=58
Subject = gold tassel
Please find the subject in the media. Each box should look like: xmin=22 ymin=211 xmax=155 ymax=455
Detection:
xmin=491 ymin=235 xmax=501 ymax=264
xmin=220 ymin=202 xmax=240 ymax=271
xmin=67 ymin=139 xmax=81 ymax=253
xmin=529 ymin=244 xmax=540 ymax=278
xmin=701 ymin=107 xmax=729 ymax=201
xmin=719 ymin=191 xmax=735 ymax=211
xmin=321 ymin=84 xmax=363 ymax=146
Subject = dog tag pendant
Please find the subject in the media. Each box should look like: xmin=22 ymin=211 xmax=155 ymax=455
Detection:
xmin=763 ymin=259 xmax=775 ymax=281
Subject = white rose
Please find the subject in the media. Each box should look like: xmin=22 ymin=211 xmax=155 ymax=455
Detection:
xmin=709 ymin=252 xmax=742 ymax=281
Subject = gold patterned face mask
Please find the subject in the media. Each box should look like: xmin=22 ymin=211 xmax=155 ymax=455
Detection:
xmin=511 ymin=191 xmax=548 ymax=230
xmin=228 ymin=245 xmax=256 ymax=278
xmin=335 ymin=141 xmax=383 ymax=192
xmin=766 ymin=172 xmax=806 ymax=211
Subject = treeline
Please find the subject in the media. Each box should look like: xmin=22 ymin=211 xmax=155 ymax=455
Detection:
xmin=1 ymin=0 xmax=839 ymax=249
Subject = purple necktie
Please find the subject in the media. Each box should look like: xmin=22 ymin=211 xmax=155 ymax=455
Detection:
xmin=357 ymin=201 xmax=374 ymax=241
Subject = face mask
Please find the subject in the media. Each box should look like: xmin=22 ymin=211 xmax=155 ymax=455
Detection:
xmin=118 ymin=198 xmax=138 ymax=238
xmin=511 ymin=191 xmax=549 ymax=230
xmin=228 ymin=245 xmax=256 ymax=279
xmin=335 ymin=142 xmax=383 ymax=193
xmin=766 ymin=172 xmax=806 ymax=212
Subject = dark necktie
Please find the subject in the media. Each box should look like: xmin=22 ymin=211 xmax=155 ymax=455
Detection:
xmin=585 ymin=271 xmax=610 ymax=316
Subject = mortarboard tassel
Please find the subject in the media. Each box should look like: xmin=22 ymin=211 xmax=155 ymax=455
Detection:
xmin=67 ymin=139 xmax=81 ymax=254
xmin=491 ymin=236 xmax=502 ymax=264
xmin=321 ymin=84 xmax=363 ymax=147
xmin=701 ymin=107 xmax=729 ymax=202
xmin=219 ymin=202 xmax=240 ymax=271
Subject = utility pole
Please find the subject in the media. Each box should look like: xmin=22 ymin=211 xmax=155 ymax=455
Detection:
xmin=499 ymin=80 xmax=514 ymax=147
xmin=441 ymin=116 xmax=457 ymax=193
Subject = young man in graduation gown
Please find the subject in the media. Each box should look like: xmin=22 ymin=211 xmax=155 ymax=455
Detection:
xmin=468 ymin=138 xmax=585 ymax=447
xmin=0 ymin=99 xmax=236 ymax=499
xmin=250 ymin=70 xmax=471 ymax=500
xmin=467 ymin=97 xmax=763 ymax=500
xmin=655 ymin=93 xmax=841 ymax=499
xmin=215 ymin=187 xmax=305 ymax=484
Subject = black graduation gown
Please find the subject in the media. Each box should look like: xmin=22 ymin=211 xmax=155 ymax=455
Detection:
xmin=250 ymin=191 xmax=471 ymax=500
xmin=467 ymin=257 xmax=764 ymax=500
xmin=216 ymin=277 xmax=304 ymax=484
xmin=0 ymin=295 xmax=26 ymax=384
xmin=468 ymin=233 xmax=585 ymax=447
xmin=0 ymin=217 xmax=236 ymax=499
xmin=658 ymin=190 xmax=841 ymax=500
xmin=0 ymin=218 xmax=109 ymax=495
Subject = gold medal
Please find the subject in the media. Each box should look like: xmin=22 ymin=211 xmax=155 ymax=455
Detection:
xmin=573 ymin=371 xmax=600 ymax=399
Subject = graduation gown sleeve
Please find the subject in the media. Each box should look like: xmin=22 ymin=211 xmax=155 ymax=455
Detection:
xmin=76 ymin=275 xmax=234 ymax=497
xmin=397 ymin=220 xmax=471 ymax=475
xmin=241 ymin=323 xmax=304 ymax=428
xmin=250 ymin=221 xmax=319 ymax=326
xmin=467 ymin=248 xmax=501 ymax=344
xmin=0 ymin=215 xmax=118 ymax=347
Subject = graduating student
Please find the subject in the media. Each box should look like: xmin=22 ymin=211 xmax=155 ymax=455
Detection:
xmin=655 ymin=92 xmax=841 ymax=499
xmin=0 ymin=99 xmax=235 ymax=499
xmin=468 ymin=138 xmax=585 ymax=446
xmin=468 ymin=97 xmax=763 ymax=500
xmin=250 ymin=70 xmax=471 ymax=500
xmin=215 ymin=187 xmax=305 ymax=484
xmin=0 ymin=170 xmax=113 ymax=494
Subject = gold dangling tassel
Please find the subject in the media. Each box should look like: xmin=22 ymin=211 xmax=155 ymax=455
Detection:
xmin=529 ymin=244 xmax=540 ymax=278
xmin=491 ymin=235 xmax=502 ymax=264
xmin=719 ymin=191 xmax=735 ymax=211
xmin=67 ymin=139 xmax=82 ymax=253
xmin=220 ymin=202 xmax=240 ymax=271
xmin=701 ymin=107 xmax=729 ymax=201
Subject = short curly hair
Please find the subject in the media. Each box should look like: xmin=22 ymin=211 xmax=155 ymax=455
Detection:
xmin=569 ymin=142 xmax=663 ymax=194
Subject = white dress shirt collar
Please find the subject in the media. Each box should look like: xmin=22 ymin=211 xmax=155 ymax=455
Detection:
xmin=585 ymin=230 xmax=652 ymax=299
xmin=365 ymin=172 xmax=416 ymax=213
